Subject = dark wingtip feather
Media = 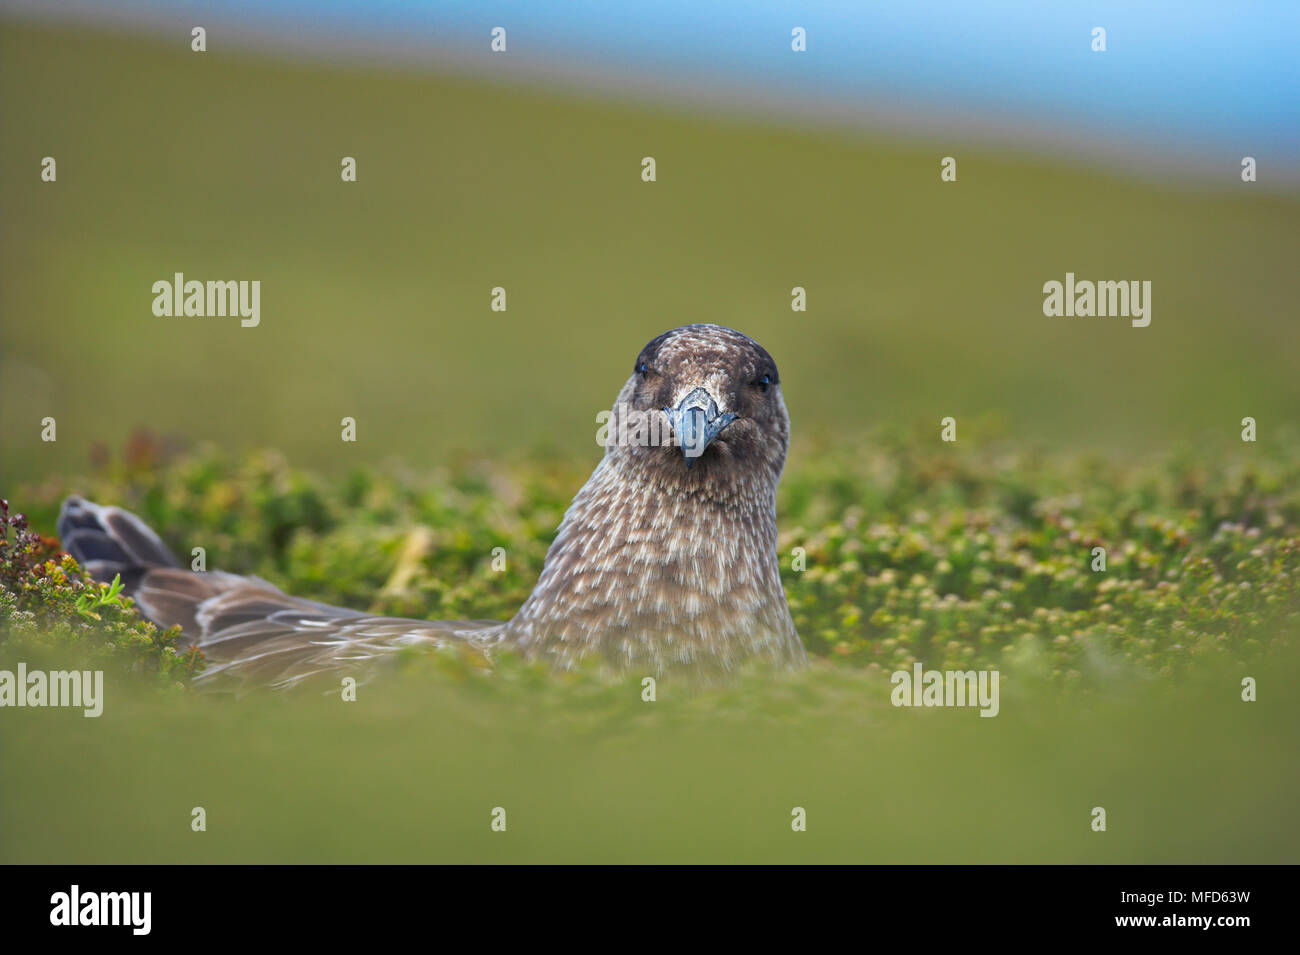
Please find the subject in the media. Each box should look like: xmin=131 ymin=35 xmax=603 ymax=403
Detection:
xmin=57 ymin=497 xmax=181 ymax=586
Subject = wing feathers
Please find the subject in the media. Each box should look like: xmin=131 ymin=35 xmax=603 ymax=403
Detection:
xmin=57 ymin=497 xmax=505 ymax=690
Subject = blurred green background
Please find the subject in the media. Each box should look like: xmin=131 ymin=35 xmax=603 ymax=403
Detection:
xmin=3 ymin=20 xmax=1297 ymax=485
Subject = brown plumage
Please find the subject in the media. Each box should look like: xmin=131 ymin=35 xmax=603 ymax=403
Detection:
xmin=58 ymin=324 xmax=806 ymax=688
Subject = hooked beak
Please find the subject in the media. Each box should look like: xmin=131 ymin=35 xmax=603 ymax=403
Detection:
xmin=664 ymin=387 xmax=737 ymax=467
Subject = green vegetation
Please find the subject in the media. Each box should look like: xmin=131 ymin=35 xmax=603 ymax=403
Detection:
xmin=9 ymin=432 xmax=1298 ymax=684
xmin=0 ymin=497 xmax=202 ymax=687
xmin=2 ymin=18 xmax=1296 ymax=864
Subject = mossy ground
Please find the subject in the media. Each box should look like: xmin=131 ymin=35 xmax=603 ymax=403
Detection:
xmin=10 ymin=430 xmax=1298 ymax=684
xmin=3 ymin=437 xmax=1297 ymax=863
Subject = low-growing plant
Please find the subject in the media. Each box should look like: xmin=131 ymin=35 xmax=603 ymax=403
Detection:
xmin=5 ymin=431 xmax=1298 ymax=690
xmin=0 ymin=498 xmax=204 ymax=686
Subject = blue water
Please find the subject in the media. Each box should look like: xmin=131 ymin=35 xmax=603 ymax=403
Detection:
xmin=8 ymin=0 xmax=1299 ymax=162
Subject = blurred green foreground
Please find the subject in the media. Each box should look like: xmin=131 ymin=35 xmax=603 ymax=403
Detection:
xmin=2 ymin=649 xmax=1295 ymax=864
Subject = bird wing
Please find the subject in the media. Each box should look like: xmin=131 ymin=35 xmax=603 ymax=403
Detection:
xmin=58 ymin=496 xmax=507 ymax=692
xmin=137 ymin=566 xmax=506 ymax=691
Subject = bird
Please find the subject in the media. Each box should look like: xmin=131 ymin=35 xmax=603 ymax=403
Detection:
xmin=57 ymin=324 xmax=807 ymax=688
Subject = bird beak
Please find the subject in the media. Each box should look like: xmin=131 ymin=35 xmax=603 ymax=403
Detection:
xmin=664 ymin=387 xmax=737 ymax=467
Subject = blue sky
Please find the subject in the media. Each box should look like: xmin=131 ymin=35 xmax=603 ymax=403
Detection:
xmin=7 ymin=1 xmax=1299 ymax=172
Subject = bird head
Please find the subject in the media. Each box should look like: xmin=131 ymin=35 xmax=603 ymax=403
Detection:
xmin=511 ymin=323 xmax=804 ymax=674
xmin=606 ymin=324 xmax=790 ymax=486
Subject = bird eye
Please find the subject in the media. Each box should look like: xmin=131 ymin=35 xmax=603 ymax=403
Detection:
xmin=754 ymin=373 xmax=772 ymax=393
xmin=636 ymin=361 xmax=649 ymax=375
